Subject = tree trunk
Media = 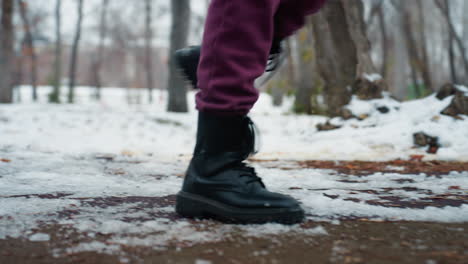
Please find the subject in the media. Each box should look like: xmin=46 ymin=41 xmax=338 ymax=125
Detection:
xmin=50 ymin=0 xmax=62 ymax=103
xmin=416 ymin=0 xmax=433 ymax=92
xmin=15 ymin=47 xmax=24 ymax=102
xmin=270 ymin=78 xmax=284 ymax=107
xmin=271 ymin=38 xmax=294 ymax=107
xmin=398 ymin=1 xmax=431 ymax=97
xmin=376 ymin=4 xmax=388 ymax=78
xmin=312 ymin=0 xmax=356 ymax=116
xmin=464 ymin=0 xmax=468 ymax=44
xmin=434 ymin=0 xmax=468 ymax=85
xmin=285 ymin=38 xmax=296 ymax=95
xmin=400 ymin=2 xmax=419 ymax=89
xmin=68 ymin=0 xmax=84 ymax=103
xmin=342 ymin=0 xmax=387 ymax=100
xmin=167 ymin=0 xmax=191 ymax=113
xmin=294 ymin=19 xmax=321 ymax=114
xmin=145 ymin=0 xmax=154 ymax=103
xmin=18 ymin=0 xmax=38 ymax=101
xmin=464 ymin=0 xmax=468 ymax=84
xmin=444 ymin=0 xmax=457 ymax=83
xmin=313 ymin=0 xmax=386 ymax=117
xmin=0 ymin=0 xmax=15 ymax=103
xmin=341 ymin=0 xmax=377 ymax=77
xmin=390 ymin=16 xmax=409 ymax=99
xmin=91 ymin=0 xmax=109 ymax=100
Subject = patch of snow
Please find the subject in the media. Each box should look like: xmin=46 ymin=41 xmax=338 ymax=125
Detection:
xmin=363 ymin=73 xmax=383 ymax=82
xmin=2 ymin=86 xmax=468 ymax=161
xmin=29 ymin=233 xmax=50 ymax=242
xmin=304 ymin=225 xmax=329 ymax=236
xmin=195 ymin=260 xmax=213 ymax=264
xmin=256 ymin=163 xmax=468 ymax=222
xmin=455 ymin=85 xmax=468 ymax=96
xmin=252 ymin=250 xmax=269 ymax=256
xmin=66 ymin=241 xmax=121 ymax=255
xmin=385 ymin=165 xmax=405 ymax=171
xmin=240 ymin=223 xmax=327 ymax=237
xmin=108 ymin=221 xmax=229 ymax=249
xmin=292 ymin=93 xmax=468 ymax=161
xmin=345 ymin=93 xmax=400 ymax=117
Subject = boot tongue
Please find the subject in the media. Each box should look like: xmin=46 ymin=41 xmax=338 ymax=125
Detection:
xmin=243 ymin=117 xmax=260 ymax=157
xmin=193 ymin=112 xmax=259 ymax=176
xmin=195 ymin=152 xmax=245 ymax=177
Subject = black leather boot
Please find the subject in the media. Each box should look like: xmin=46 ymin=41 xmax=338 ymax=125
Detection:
xmin=174 ymin=46 xmax=201 ymax=89
xmin=176 ymin=112 xmax=305 ymax=224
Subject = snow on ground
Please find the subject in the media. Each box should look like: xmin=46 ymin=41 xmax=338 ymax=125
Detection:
xmin=265 ymin=92 xmax=468 ymax=161
xmin=4 ymin=86 xmax=468 ymax=161
xmin=0 ymin=86 xmax=467 ymax=254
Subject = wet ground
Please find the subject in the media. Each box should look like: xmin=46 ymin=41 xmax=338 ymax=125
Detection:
xmin=1 ymin=159 xmax=467 ymax=264
xmin=1 ymin=221 xmax=467 ymax=264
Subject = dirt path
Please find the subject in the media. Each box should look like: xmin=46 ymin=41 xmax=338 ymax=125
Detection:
xmin=1 ymin=159 xmax=467 ymax=263
xmin=1 ymin=221 xmax=466 ymax=264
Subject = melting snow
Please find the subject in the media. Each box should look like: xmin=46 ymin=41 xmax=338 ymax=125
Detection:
xmin=455 ymin=85 xmax=468 ymax=95
xmin=363 ymin=73 xmax=383 ymax=82
xmin=29 ymin=233 xmax=50 ymax=242
xmin=0 ymin=86 xmax=467 ymax=255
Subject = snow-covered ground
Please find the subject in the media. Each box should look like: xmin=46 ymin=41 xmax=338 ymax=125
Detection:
xmin=0 ymin=86 xmax=467 ymax=255
xmin=3 ymin=86 xmax=468 ymax=161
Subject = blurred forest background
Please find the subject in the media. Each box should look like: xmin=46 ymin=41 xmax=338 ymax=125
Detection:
xmin=0 ymin=0 xmax=467 ymax=116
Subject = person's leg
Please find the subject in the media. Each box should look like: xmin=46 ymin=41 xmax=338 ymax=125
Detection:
xmin=176 ymin=0 xmax=307 ymax=224
xmin=195 ymin=0 xmax=282 ymax=116
xmin=175 ymin=0 xmax=328 ymax=224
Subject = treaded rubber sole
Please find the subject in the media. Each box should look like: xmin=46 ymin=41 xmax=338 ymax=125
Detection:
xmin=176 ymin=191 xmax=305 ymax=225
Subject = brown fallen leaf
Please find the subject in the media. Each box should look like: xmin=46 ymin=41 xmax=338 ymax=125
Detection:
xmin=0 ymin=158 xmax=11 ymax=163
xmin=358 ymin=218 xmax=385 ymax=222
xmin=409 ymin=155 xmax=425 ymax=162
xmin=345 ymin=164 xmax=359 ymax=170
xmin=401 ymin=241 xmax=412 ymax=247
xmin=108 ymin=168 xmax=126 ymax=175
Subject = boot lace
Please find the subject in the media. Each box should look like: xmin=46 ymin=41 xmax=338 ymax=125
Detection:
xmin=259 ymin=40 xmax=287 ymax=87
xmin=237 ymin=117 xmax=264 ymax=187
xmin=236 ymin=163 xmax=265 ymax=187
xmin=266 ymin=39 xmax=284 ymax=72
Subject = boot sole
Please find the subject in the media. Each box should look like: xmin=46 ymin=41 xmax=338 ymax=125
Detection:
xmin=176 ymin=191 xmax=305 ymax=225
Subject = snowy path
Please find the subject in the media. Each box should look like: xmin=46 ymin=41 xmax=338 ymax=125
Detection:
xmin=1 ymin=150 xmax=467 ymax=255
xmin=0 ymin=88 xmax=467 ymax=260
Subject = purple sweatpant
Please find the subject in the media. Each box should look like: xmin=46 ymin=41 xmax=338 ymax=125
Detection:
xmin=196 ymin=0 xmax=327 ymax=115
